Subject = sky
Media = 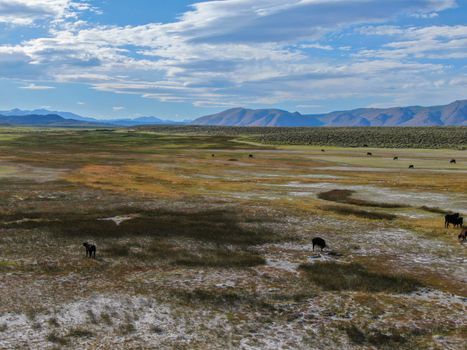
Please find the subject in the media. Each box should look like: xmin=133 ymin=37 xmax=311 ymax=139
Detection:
xmin=0 ymin=0 xmax=466 ymax=120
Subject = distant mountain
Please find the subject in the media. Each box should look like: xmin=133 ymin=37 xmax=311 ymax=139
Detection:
xmin=104 ymin=116 xmax=188 ymax=126
xmin=192 ymin=108 xmax=324 ymax=127
xmin=313 ymin=100 xmax=467 ymax=126
xmin=192 ymin=100 xmax=467 ymax=127
xmin=0 ymin=109 xmax=188 ymax=126
xmin=0 ymin=114 xmax=107 ymax=127
xmin=0 ymin=108 xmax=92 ymax=122
xmin=3 ymin=100 xmax=465 ymax=128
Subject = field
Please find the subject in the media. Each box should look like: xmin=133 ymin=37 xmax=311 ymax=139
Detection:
xmin=0 ymin=127 xmax=466 ymax=349
xmin=137 ymin=126 xmax=467 ymax=149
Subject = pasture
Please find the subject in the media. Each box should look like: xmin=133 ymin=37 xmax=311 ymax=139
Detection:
xmin=0 ymin=127 xmax=465 ymax=349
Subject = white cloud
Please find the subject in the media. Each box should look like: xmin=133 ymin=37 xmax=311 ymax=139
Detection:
xmin=19 ymin=83 xmax=55 ymax=90
xmin=172 ymin=0 xmax=456 ymax=43
xmin=300 ymin=43 xmax=333 ymax=50
xmin=356 ymin=25 xmax=467 ymax=59
xmin=0 ymin=0 xmax=92 ymax=25
xmin=0 ymin=0 xmax=464 ymax=108
xmin=112 ymin=106 xmax=125 ymax=111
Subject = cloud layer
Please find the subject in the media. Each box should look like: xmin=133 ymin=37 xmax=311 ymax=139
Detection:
xmin=0 ymin=0 xmax=465 ymax=109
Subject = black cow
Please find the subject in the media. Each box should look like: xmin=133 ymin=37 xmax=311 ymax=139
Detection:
xmin=249 ymin=154 xmax=254 ymax=158
xmin=445 ymin=213 xmax=460 ymax=228
xmin=321 ymin=149 xmax=325 ymax=152
xmin=450 ymin=159 xmax=456 ymax=164
xmin=408 ymin=165 xmax=414 ymax=169
xmin=367 ymin=152 xmax=372 ymax=156
xmin=312 ymin=237 xmax=326 ymax=252
xmin=211 ymin=154 xmax=215 ymax=157
xmin=393 ymin=156 xmax=398 ymax=160
xmin=83 ymin=242 xmax=96 ymax=258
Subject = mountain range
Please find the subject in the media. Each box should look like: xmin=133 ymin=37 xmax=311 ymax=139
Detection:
xmin=0 ymin=100 xmax=465 ymax=127
xmin=0 ymin=109 xmax=185 ymax=127
xmin=191 ymin=100 xmax=467 ymax=127
xmin=0 ymin=114 xmax=105 ymax=127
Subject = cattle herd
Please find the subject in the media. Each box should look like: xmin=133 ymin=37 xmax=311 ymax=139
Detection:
xmin=81 ymin=153 xmax=464 ymax=260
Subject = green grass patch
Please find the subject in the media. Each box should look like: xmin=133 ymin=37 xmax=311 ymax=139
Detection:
xmin=102 ymin=243 xmax=131 ymax=257
xmin=0 ymin=208 xmax=278 ymax=246
xmin=419 ymin=206 xmax=452 ymax=214
xmin=66 ymin=328 xmax=95 ymax=338
xmin=175 ymin=249 xmax=265 ymax=268
xmin=118 ymin=323 xmax=136 ymax=335
xmin=46 ymin=332 xmax=69 ymax=345
xmin=299 ymin=262 xmax=421 ymax=293
xmin=318 ymin=189 xmax=405 ymax=208
xmin=321 ymin=205 xmax=397 ymax=220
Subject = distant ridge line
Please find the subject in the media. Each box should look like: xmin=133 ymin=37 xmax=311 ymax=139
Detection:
xmin=191 ymin=100 xmax=467 ymax=127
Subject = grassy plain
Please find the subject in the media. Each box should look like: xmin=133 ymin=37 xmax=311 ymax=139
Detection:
xmin=0 ymin=127 xmax=465 ymax=349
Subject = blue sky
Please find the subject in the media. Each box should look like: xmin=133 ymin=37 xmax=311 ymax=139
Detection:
xmin=0 ymin=0 xmax=465 ymax=120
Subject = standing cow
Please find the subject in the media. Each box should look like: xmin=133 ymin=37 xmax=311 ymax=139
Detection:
xmin=312 ymin=237 xmax=327 ymax=252
xmin=445 ymin=213 xmax=461 ymax=228
xmin=83 ymin=242 xmax=97 ymax=258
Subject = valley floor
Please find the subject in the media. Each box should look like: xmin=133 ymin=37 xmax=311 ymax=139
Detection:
xmin=0 ymin=128 xmax=465 ymax=349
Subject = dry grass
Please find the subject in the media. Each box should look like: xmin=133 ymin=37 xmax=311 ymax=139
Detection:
xmin=0 ymin=128 xmax=465 ymax=349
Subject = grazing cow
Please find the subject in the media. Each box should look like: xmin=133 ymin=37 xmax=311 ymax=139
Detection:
xmin=445 ymin=213 xmax=460 ymax=228
xmin=367 ymin=152 xmax=372 ymax=156
xmin=211 ymin=154 xmax=215 ymax=157
xmin=408 ymin=165 xmax=414 ymax=169
xmin=83 ymin=242 xmax=96 ymax=258
xmin=249 ymin=154 xmax=254 ymax=158
xmin=312 ymin=237 xmax=326 ymax=252
xmin=363 ymin=144 xmax=369 ymax=147
xmin=393 ymin=156 xmax=398 ymax=160
xmin=321 ymin=149 xmax=325 ymax=152
xmin=458 ymin=229 xmax=466 ymax=243
xmin=450 ymin=159 xmax=456 ymax=164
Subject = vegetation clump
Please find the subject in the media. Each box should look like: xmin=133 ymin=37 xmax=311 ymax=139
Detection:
xmin=175 ymin=249 xmax=265 ymax=268
xmin=318 ymin=189 xmax=405 ymax=208
xmin=321 ymin=205 xmax=397 ymax=220
xmin=66 ymin=328 xmax=95 ymax=338
xmin=299 ymin=262 xmax=421 ymax=293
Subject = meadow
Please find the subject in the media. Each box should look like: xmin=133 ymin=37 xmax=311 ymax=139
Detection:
xmin=0 ymin=127 xmax=465 ymax=349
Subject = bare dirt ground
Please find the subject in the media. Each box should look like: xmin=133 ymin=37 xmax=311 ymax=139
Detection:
xmin=0 ymin=129 xmax=465 ymax=349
